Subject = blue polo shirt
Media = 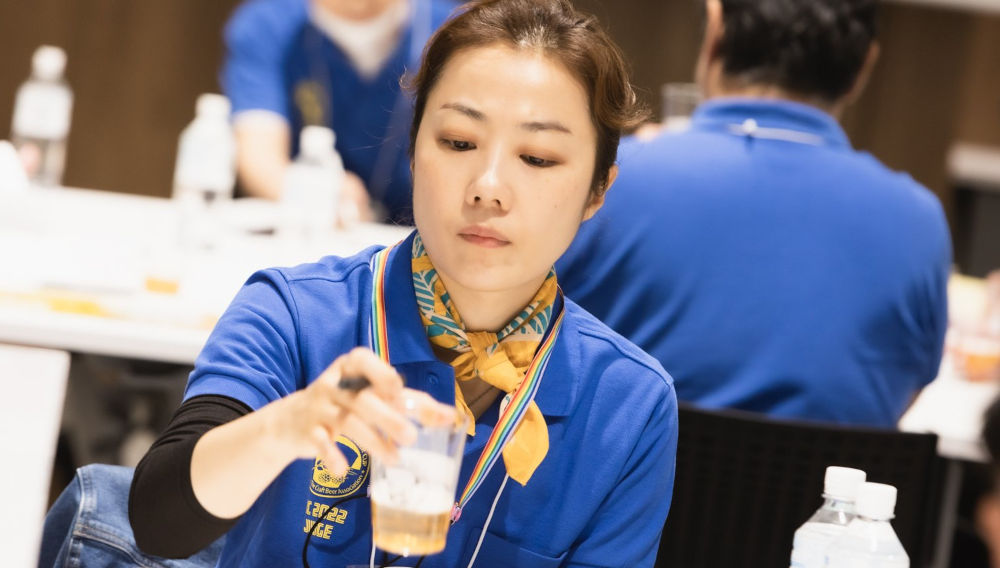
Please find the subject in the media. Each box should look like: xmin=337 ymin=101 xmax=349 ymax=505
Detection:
xmin=222 ymin=0 xmax=457 ymax=224
xmin=557 ymin=98 xmax=950 ymax=428
xmin=186 ymin=231 xmax=678 ymax=567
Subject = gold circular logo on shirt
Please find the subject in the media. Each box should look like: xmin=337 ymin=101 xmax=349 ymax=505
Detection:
xmin=293 ymin=80 xmax=327 ymax=127
xmin=309 ymin=436 xmax=370 ymax=498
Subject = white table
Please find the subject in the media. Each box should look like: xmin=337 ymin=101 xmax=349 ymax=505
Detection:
xmin=0 ymin=344 xmax=69 ymax=568
xmin=948 ymin=143 xmax=1000 ymax=191
xmin=900 ymin=361 xmax=999 ymax=462
xmin=0 ymin=187 xmax=411 ymax=364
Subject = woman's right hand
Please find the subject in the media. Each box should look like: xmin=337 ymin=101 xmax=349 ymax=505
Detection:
xmin=190 ymin=347 xmax=456 ymax=519
xmin=262 ymin=347 xmax=454 ymax=476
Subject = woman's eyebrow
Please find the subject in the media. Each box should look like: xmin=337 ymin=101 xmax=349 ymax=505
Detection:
xmin=521 ymin=120 xmax=571 ymax=135
xmin=441 ymin=102 xmax=484 ymax=121
xmin=440 ymin=102 xmax=572 ymax=134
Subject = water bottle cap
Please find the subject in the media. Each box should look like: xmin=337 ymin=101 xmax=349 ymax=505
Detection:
xmin=195 ymin=93 xmax=231 ymax=119
xmin=823 ymin=466 xmax=866 ymax=501
xmin=32 ymin=45 xmax=67 ymax=81
xmin=856 ymin=482 xmax=897 ymax=520
xmin=299 ymin=126 xmax=336 ymax=159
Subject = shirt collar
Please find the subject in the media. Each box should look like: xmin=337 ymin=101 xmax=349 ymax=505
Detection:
xmin=378 ymin=231 xmax=577 ymax=416
xmin=691 ymin=97 xmax=851 ymax=149
xmin=380 ymin=231 xmax=438 ymax=366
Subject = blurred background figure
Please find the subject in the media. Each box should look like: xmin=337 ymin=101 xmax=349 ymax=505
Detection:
xmin=557 ymin=0 xmax=952 ymax=428
xmin=951 ymin=270 xmax=1000 ymax=383
xmin=222 ymin=0 xmax=457 ymax=224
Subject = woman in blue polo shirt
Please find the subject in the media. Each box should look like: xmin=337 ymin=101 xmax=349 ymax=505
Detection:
xmin=129 ymin=1 xmax=678 ymax=566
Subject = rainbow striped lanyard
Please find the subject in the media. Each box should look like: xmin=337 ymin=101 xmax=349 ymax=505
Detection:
xmin=368 ymin=243 xmax=565 ymax=523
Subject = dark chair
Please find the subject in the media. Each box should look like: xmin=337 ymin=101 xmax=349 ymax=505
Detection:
xmin=656 ymin=404 xmax=944 ymax=568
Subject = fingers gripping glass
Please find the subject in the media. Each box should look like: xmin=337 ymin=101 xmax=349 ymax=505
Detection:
xmin=369 ymin=398 xmax=468 ymax=557
xmin=303 ymin=378 xmax=465 ymax=568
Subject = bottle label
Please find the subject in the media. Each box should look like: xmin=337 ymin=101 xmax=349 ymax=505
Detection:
xmin=12 ymin=84 xmax=73 ymax=139
xmin=173 ymin=134 xmax=235 ymax=197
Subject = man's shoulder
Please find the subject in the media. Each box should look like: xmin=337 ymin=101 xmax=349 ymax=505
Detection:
xmin=837 ymin=152 xmax=948 ymax=241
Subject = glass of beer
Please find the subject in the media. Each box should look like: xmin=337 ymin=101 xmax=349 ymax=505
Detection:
xmin=370 ymin=403 xmax=468 ymax=556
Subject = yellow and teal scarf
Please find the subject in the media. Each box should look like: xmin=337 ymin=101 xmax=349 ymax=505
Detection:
xmin=410 ymin=234 xmax=558 ymax=486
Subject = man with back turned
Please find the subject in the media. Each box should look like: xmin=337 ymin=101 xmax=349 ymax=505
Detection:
xmin=557 ymin=0 xmax=951 ymax=428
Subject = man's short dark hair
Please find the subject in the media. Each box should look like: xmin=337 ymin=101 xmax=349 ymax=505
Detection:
xmin=717 ymin=0 xmax=878 ymax=102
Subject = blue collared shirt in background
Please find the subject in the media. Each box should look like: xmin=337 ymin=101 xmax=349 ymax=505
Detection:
xmin=558 ymin=98 xmax=951 ymax=428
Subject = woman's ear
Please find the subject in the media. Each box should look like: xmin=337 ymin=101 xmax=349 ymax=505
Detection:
xmin=583 ymin=165 xmax=617 ymax=221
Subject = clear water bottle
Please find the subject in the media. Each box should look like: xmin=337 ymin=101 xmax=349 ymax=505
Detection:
xmin=173 ymin=93 xmax=236 ymax=205
xmin=789 ymin=466 xmax=866 ymax=568
xmin=172 ymin=93 xmax=236 ymax=248
xmin=11 ymin=45 xmax=74 ymax=187
xmin=825 ymin=482 xmax=909 ymax=568
xmin=279 ymin=126 xmax=344 ymax=240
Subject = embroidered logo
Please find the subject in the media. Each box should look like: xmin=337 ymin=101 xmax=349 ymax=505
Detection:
xmin=293 ymin=80 xmax=328 ymax=127
xmin=309 ymin=436 xmax=370 ymax=498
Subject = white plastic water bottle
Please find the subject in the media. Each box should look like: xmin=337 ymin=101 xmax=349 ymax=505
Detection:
xmin=279 ymin=125 xmax=344 ymax=240
xmin=173 ymin=93 xmax=236 ymax=205
xmin=825 ymin=482 xmax=909 ymax=568
xmin=172 ymin=93 xmax=236 ymax=248
xmin=11 ymin=45 xmax=74 ymax=187
xmin=789 ymin=466 xmax=866 ymax=568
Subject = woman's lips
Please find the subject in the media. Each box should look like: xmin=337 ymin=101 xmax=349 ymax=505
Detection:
xmin=458 ymin=226 xmax=510 ymax=248
xmin=459 ymin=233 xmax=509 ymax=247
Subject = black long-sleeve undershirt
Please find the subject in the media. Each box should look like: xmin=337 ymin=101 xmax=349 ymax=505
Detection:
xmin=128 ymin=394 xmax=251 ymax=558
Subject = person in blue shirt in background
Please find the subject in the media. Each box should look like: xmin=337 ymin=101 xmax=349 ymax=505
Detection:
xmin=557 ymin=0 xmax=951 ymax=428
xmin=223 ymin=0 xmax=456 ymax=224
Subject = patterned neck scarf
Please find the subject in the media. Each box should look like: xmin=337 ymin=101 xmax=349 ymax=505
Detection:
xmin=411 ymin=234 xmax=557 ymax=485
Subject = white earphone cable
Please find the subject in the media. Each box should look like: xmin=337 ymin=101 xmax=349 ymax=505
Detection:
xmin=466 ymin=473 xmax=510 ymax=568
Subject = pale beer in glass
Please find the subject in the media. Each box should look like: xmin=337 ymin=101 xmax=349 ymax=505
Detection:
xmin=370 ymin=413 xmax=467 ymax=556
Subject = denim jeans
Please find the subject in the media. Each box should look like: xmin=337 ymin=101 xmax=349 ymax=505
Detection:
xmin=38 ymin=464 xmax=224 ymax=568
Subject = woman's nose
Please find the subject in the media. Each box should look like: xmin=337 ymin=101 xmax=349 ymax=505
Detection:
xmin=466 ymin=150 xmax=509 ymax=210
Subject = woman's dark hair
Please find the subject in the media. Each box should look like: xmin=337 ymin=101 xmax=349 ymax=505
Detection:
xmin=717 ymin=0 xmax=878 ymax=102
xmin=407 ymin=0 xmax=647 ymax=197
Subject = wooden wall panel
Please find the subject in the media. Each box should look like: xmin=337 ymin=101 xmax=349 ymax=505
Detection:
xmin=573 ymin=0 xmax=703 ymax=118
xmin=954 ymin=16 xmax=1000 ymax=146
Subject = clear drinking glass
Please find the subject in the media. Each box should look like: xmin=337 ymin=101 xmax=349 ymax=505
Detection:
xmin=369 ymin=405 xmax=468 ymax=556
